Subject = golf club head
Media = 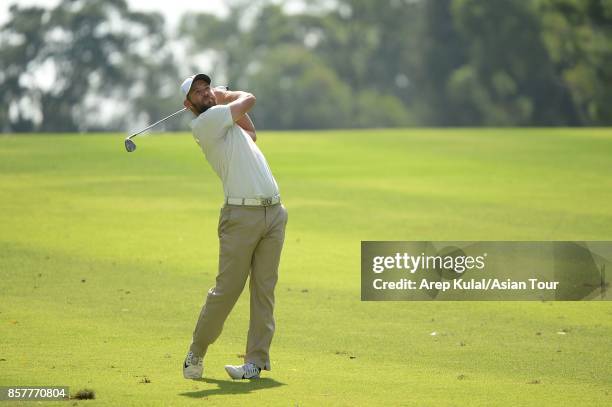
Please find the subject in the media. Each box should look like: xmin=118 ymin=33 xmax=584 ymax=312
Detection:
xmin=125 ymin=138 xmax=136 ymax=152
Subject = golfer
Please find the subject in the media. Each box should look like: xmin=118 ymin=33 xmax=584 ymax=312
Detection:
xmin=180 ymin=74 xmax=288 ymax=380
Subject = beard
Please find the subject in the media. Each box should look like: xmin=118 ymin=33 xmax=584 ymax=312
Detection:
xmin=193 ymin=96 xmax=217 ymax=114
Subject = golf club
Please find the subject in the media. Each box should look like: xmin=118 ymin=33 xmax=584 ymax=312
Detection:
xmin=124 ymin=85 xmax=229 ymax=153
xmin=124 ymin=107 xmax=187 ymax=152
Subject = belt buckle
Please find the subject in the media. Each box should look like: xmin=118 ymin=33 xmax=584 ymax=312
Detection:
xmin=262 ymin=198 xmax=272 ymax=206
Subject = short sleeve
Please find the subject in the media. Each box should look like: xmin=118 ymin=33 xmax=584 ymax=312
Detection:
xmin=192 ymin=105 xmax=233 ymax=141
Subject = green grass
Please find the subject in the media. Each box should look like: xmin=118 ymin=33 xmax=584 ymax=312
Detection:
xmin=1 ymin=128 xmax=611 ymax=406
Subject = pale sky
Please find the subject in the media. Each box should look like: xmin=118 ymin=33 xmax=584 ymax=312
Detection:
xmin=0 ymin=0 xmax=229 ymax=28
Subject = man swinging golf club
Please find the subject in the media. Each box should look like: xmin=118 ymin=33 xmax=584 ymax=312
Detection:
xmin=180 ymin=74 xmax=288 ymax=380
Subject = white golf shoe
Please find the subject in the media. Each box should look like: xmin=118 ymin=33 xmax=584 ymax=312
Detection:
xmin=224 ymin=362 xmax=261 ymax=380
xmin=183 ymin=351 xmax=203 ymax=379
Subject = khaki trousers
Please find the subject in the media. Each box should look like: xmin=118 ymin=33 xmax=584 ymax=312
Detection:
xmin=190 ymin=203 xmax=288 ymax=371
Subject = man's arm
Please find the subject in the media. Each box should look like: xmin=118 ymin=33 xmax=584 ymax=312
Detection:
xmin=235 ymin=114 xmax=256 ymax=142
xmin=214 ymin=88 xmax=257 ymax=142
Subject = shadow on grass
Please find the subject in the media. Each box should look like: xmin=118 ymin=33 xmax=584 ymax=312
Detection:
xmin=179 ymin=377 xmax=285 ymax=398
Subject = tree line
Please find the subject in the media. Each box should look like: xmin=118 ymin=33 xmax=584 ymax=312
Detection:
xmin=1 ymin=0 xmax=610 ymax=132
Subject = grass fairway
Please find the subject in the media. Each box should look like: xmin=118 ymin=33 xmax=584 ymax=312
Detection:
xmin=1 ymin=128 xmax=612 ymax=406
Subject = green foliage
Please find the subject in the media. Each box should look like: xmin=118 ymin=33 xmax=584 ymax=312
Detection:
xmin=244 ymin=45 xmax=413 ymax=129
xmin=0 ymin=6 xmax=47 ymax=131
xmin=246 ymin=46 xmax=352 ymax=129
xmin=412 ymin=0 xmax=469 ymax=125
xmin=0 ymin=0 xmax=177 ymax=132
xmin=538 ymin=0 xmax=612 ymax=125
xmin=449 ymin=0 xmax=579 ymax=125
xmin=352 ymin=89 xmax=414 ymax=128
xmin=1 ymin=0 xmax=611 ymax=130
xmin=179 ymin=1 xmax=415 ymax=129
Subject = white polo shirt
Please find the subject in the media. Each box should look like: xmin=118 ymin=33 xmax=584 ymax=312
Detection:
xmin=190 ymin=105 xmax=280 ymax=199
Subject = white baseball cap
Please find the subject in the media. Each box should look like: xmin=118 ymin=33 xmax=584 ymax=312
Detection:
xmin=180 ymin=73 xmax=211 ymax=99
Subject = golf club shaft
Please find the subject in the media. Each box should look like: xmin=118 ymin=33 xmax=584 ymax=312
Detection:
xmin=128 ymin=107 xmax=187 ymax=139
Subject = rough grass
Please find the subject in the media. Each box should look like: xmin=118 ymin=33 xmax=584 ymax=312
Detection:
xmin=1 ymin=128 xmax=611 ymax=406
